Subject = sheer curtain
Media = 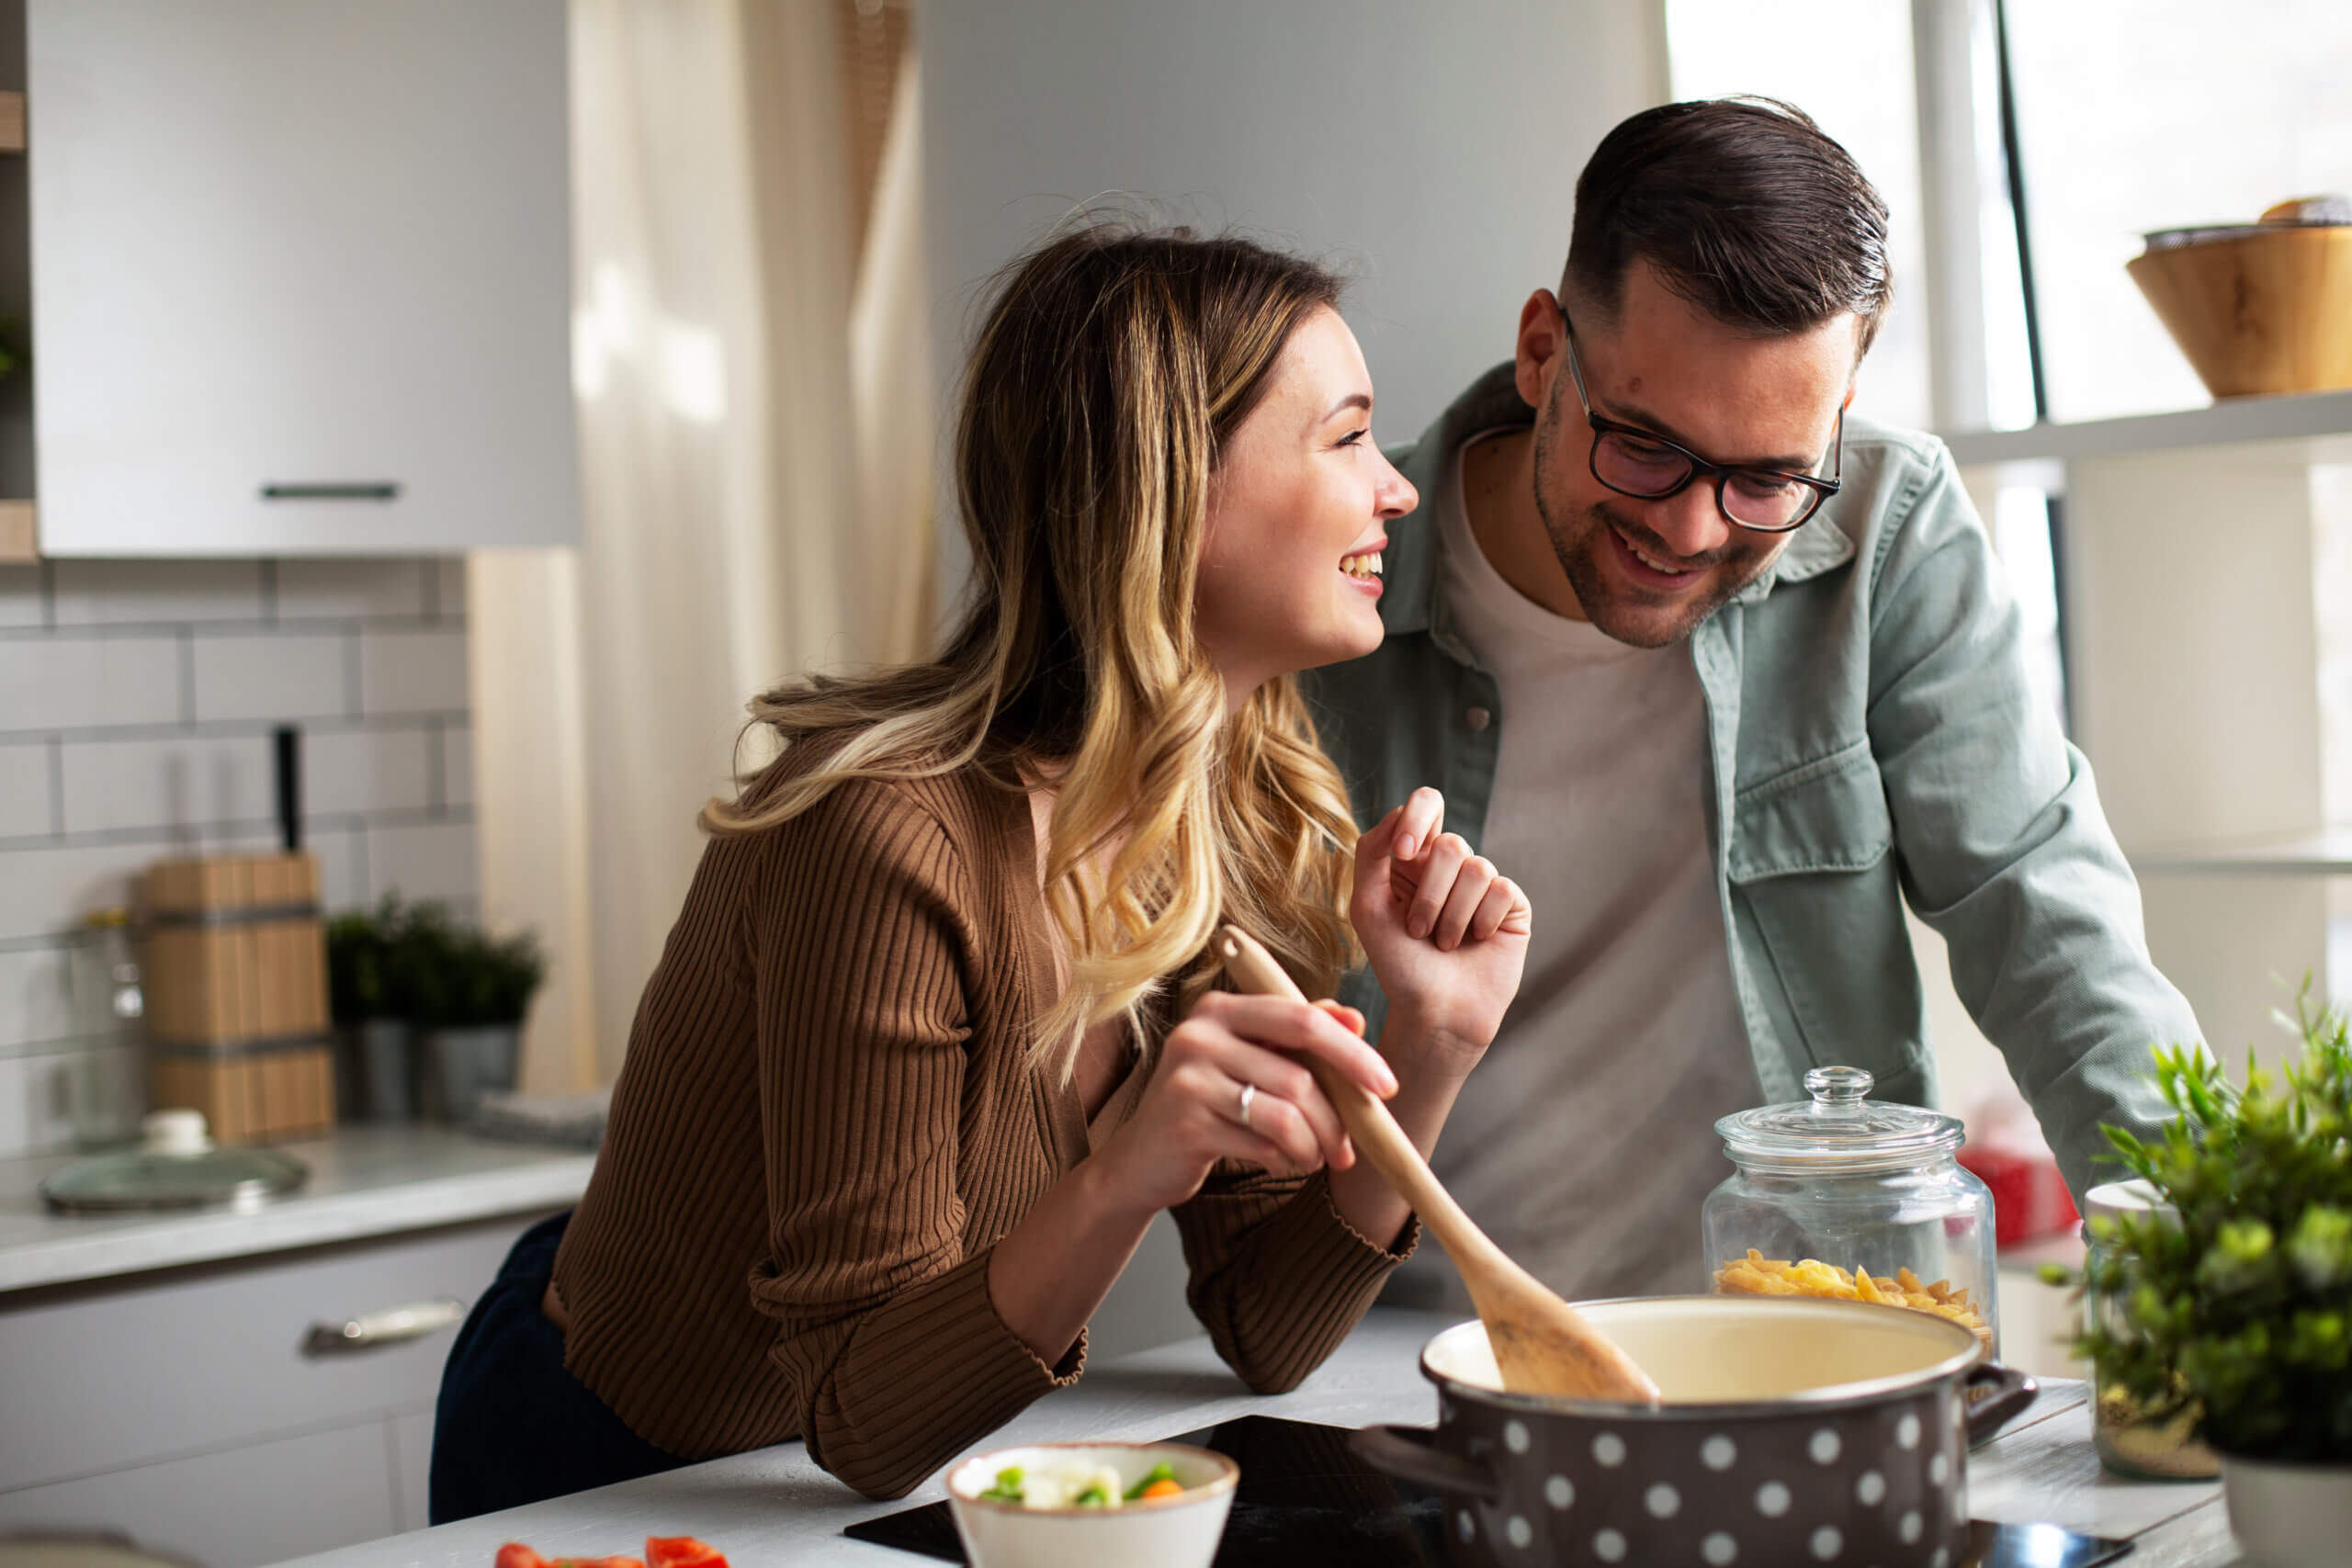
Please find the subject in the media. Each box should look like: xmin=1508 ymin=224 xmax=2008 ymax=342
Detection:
xmin=472 ymin=0 xmax=933 ymax=1088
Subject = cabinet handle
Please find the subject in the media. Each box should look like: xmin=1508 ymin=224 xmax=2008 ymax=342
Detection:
xmin=303 ymin=1296 xmax=467 ymax=1355
xmin=261 ymin=482 xmax=401 ymax=501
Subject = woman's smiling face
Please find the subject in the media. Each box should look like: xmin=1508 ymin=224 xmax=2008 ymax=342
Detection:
xmin=1193 ymin=306 xmax=1418 ymax=705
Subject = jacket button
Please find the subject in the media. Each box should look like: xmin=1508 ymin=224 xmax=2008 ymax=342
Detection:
xmin=1464 ymin=706 xmax=1492 ymax=731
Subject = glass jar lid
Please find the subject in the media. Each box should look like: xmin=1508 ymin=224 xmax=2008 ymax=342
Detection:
xmin=1715 ymin=1066 xmax=1965 ymax=1170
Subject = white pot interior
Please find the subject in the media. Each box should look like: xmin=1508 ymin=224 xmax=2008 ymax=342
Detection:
xmin=1426 ymin=1296 xmax=1979 ymax=1404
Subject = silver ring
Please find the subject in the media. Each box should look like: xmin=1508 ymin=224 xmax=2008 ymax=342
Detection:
xmin=1237 ymin=1082 xmax=1257 ymax=1131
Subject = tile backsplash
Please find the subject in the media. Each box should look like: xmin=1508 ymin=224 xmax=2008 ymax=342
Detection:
xmin=0 ymin=559 xmax=477 ymax=1156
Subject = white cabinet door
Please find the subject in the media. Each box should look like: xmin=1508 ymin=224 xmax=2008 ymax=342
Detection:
xmin=0 ymin=1213 xmax=540 ymax=1494
xmin=0 ymin=1417 xmax=395 ymax=1568
xmin=27 ymin=0 xmax=580 ymax=556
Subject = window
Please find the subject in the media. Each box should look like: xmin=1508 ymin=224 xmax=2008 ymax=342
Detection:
xmin=2005 ymin=0 xmax=2352 ymax=423
xmin=1665 ymin=0 xmax=1934 ymax=433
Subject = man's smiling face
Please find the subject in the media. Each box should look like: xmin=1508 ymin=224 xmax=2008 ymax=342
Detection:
xmin=1520 ymin=258 xmax=1859 ymax=649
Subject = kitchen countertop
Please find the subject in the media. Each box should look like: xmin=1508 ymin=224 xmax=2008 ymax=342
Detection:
xmin=261 ymin=1308 xmax=2241 ymax=1568
xmin=0 ymin=1124 xmax=595 ymax=1294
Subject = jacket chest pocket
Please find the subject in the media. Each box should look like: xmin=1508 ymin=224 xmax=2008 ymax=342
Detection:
xmin=1728 ymin=739 xmax=1894 ymax=883
xmin=1724 ymin=739 xmax=1920 ymax=1087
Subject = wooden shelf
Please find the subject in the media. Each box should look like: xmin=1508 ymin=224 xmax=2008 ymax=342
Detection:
xmin=2131 ymin=828 xmax=2352 ymax=877
xmin=0 ymin=502 xmax=31 ymax=561
xmin=1944 ymin=386 xmax=2352 ymax=468
xmin=0 ymin=92 xmax=21 ymax=155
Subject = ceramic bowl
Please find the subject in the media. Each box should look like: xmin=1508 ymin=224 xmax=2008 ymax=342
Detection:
xmin=945 ymin=1440 xmax=1238 ymax=1568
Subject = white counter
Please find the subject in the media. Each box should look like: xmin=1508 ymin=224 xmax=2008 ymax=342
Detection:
xmin=261 ymin=1309 xmax=2236 ymax=1568
xmin=0 ymin=1125 xmax=595 ymax=1294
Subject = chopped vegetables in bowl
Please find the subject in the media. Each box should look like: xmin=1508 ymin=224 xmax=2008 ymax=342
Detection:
xmin=975 ymin=1457 xmax=1187 ymax=1508
xmin=946 ymin=1441 xmax=1238 ymax=1568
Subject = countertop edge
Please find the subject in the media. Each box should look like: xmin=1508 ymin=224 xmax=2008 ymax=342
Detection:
xmin=0 ymin=1155 xmax=594 ymax=1295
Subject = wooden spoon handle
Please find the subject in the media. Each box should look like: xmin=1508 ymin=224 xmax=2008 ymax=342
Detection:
xmin=1213 ymin=926 xmax=1510 ymax=1278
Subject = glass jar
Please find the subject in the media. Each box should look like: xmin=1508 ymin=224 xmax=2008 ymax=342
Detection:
xmin=62 ymin=909 xmax=147 ymax=1147
xmin=2083 ymin=1179 xmax=2220 ymax=1479
xmin=1702 ymin=1066 xmax=2000 ymax=1355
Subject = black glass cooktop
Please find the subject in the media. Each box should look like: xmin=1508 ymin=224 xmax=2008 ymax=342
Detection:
xmin=842 ymin=1415 xmax=2133 ymax=1568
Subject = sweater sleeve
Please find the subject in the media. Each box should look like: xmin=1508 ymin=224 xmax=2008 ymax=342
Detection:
xmin=744 ymin=782 xmax=1080 ymax=1499
xmin=1171 ymin=1160 xmax=1419 ymax=1393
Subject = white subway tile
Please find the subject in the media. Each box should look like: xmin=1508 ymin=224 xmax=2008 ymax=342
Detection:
xmin=63 ymin=723 xmax=441 ymax=832
xmin=0 ymin=943 xmax=76 ymax=1052
xmin=274 ymin=560 xmax=431 ymax=621
xmin=0 ymin=1041 xmax=141 ymax=1156
xmin=367 ymin=819 xmax=478 ymax=906
xmin=441 ymin=724 xmax=473 ymax=809
xmin=309 ymin=823 xmax=366 ymax=912
xmin=306 ymin=726 xmax=434 ymax=817
xmin=0 ymin=1050 xmax=63 ymax=1156
xmin=0 ymin=635 xmax=183 ymax=734
xmin=358 ymin=626 xmax=467 ymax=716
xmin=0 ymin=742 xmax=51 ymax=839
xmin=191 ymin=632 xmax=349 ymax=724
xmin=0 ymin=565 xmax=41 ymax=628
xmin=51 ymin=560 xmax=265 ymax=625
xmin=0 ymin=839 xmax=173 ymax=942
xmin=58 ymin=732 xmax=272 ymax=836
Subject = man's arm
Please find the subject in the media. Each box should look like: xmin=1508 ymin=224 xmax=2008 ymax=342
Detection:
xmin=1864 ymin=443 xmax=2195 ymax=1202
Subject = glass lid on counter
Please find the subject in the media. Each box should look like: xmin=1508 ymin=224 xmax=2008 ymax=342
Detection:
xmin=40 ymin=1109 xmax=307 ymax=1213
xmin=1715 ymin=1066 xmax=1965 ymax=1168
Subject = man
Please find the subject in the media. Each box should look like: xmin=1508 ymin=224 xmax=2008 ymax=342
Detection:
xmin=1307 ymin=97 xmax=2196 ymax=1307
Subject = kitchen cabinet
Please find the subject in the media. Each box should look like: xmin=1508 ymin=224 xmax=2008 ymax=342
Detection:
xmin=23 ymin=0 xmax=579 ymax=557
xmin=0 ymin=1211 xmax=553 ymax=1567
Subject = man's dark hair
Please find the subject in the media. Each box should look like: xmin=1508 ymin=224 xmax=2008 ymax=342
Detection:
xmin=1565 ymin=97 xmax=1892 ymax=354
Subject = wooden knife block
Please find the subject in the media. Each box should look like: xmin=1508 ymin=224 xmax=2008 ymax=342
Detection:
xmin=139 ymin=852 xmax=334 ymax=1144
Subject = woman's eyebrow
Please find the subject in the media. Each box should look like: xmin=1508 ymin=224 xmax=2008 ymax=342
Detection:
xmin=1321 ymin=392 xmax=1373 ymax=421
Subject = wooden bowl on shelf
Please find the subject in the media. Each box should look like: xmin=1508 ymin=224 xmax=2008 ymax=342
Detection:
xmin=2126 ymin=224 xmax=2352 ymax=399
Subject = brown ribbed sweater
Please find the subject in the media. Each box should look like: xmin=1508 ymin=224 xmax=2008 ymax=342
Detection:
xmin=551 ymin=751 xmax=1414 ymax=1499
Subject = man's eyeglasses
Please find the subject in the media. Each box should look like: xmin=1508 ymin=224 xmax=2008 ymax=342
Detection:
xmin=1558 ymin=303 xmax=1842 ymax=534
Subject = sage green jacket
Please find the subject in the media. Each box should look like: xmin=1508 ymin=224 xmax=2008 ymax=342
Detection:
xmin=1304 ymin=364 xmax=2193 ymax=1203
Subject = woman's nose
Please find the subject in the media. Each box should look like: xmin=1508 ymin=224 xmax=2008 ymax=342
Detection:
xmin=1376 ymin=454 xmax=1418 ymax=520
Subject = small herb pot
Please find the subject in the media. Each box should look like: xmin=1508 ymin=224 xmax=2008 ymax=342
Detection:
xmin=423 ymin=1023 xmax=519 ymax=1123
xmin=1353 ymin=1296 xmax=2038 ymax=1568
xmin=2221 ymin=1452 xmax=2352 ymax=1567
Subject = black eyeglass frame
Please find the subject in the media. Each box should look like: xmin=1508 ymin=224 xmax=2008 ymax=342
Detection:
xmin=1557 ymin=302 xmax=1845 ymax=535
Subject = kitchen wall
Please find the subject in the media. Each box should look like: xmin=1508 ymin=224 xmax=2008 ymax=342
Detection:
xmin=0 ymin=559 xmax=478 ymax=1157
xmin=917 ymin=0 xmax=1671 ymax=619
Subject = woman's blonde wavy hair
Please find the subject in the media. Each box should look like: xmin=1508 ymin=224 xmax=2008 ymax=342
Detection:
xmin=702 ymin=222 xmax=1362 ymax=1077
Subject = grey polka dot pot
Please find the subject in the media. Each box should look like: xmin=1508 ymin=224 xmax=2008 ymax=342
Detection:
xmin=1352 ymin=1296 xmax=2038 ymax=1568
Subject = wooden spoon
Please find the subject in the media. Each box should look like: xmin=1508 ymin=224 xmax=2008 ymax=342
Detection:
xmin=1216 ymin=924 xmax=1662 ymax=1404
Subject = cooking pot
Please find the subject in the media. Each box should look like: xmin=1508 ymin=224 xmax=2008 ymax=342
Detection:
xmin=1353 ymin=1296 xmax=2037 ymax=1568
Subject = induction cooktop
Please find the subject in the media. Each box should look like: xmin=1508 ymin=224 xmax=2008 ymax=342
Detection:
xmin=842 ymin=1415 xmax=2133 ymax=1568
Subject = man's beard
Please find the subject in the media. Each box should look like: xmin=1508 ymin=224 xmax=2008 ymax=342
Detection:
xmin=1529 ymin=396 xmax=1778 ymax=650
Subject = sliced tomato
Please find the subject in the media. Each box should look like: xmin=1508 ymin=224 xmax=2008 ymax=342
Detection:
xmin=496 ymin=1545 xmax=550 ymax=1568
xmin=647 ymin=1540 xmax=726 ymax=1568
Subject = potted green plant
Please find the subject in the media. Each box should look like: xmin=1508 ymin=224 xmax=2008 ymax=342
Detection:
xmin=326 ymin=895 xmax=417 ymax=1122
xmin=387 ymin=901 xmax=545 ymax=1124
xmin=2059 ymin=991 xmax=2352 ymax=1566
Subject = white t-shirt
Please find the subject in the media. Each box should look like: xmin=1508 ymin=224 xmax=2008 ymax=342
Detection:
xmin=1385 ymin=432 xmax=1758 ymax=1311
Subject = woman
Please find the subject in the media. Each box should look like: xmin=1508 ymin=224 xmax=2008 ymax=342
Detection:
xmin=430 ymin=225 xmax=1531 ymax=1517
